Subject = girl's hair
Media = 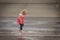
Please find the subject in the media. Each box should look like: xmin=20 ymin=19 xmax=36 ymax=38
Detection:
xmin=21 ymin=9 xmax=27 ymax=14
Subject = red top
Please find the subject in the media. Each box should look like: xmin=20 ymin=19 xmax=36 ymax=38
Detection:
xmin=17 ymin=15 xmax=24 ymax=24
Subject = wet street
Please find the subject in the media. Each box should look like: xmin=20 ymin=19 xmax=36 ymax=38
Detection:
xmin=0 ymin=17 xmax=60 ymax=40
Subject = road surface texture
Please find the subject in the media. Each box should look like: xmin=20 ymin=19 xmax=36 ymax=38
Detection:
xmin=0 ymin=17 xmax=60 ymax=40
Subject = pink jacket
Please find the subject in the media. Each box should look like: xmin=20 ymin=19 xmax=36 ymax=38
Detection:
xmin=17 ymin=15 xmax=24 ymax=24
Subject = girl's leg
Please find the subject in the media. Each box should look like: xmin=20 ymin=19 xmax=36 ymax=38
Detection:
xmin=19 ymin=24 xmax=24 ymax=35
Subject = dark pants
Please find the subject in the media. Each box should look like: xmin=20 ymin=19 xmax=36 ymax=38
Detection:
xmin=20 ymin=24 xmax=24 ymax=30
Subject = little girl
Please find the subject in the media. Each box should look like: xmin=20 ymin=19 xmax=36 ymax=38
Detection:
xmin=17 ymin=9 xmax=27 ymax=35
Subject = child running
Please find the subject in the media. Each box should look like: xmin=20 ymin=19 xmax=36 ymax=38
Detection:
xmin=17 ymin=9 xmax=27 ymax=35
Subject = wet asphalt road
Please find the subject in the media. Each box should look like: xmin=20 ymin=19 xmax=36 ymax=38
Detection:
xmin=0 ymin=17 xmax=60 ymax=40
